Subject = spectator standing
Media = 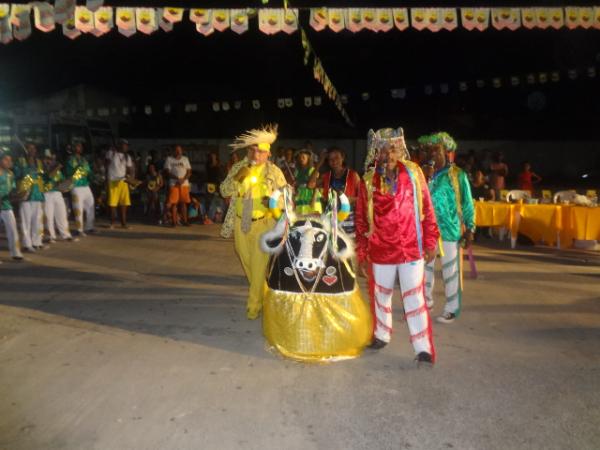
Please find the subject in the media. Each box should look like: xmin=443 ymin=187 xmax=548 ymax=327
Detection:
xmin=517 ymin=162 xmax=542 ymax=193
xmin=471 ymin=170 xmax=495 ymax=201
xmin=489 ymin=152 xmax=508 ymax=200
xmin=105 ymin=139 xmax=134 ymax=229
xmin=164 ymin=145 xmax=192 ymax=227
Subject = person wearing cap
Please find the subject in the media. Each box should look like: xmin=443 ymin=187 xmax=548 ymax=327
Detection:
xmin=14 ymin=142 xmax=46 ymax=252
xmin=355 ymin=127 xmax=439 ymax=366
xmin=105 ymin=139 xmax=134 ymax=229
xmin=163 ymin=145 xmax=192 ymax=227
xmin=66 ymin=141 xmax=95 ymax=236
xmin=420 ymin=132 xmax=475 ymax=324
xmin=220 ymin=125 xmax=287 ymax=320
xmin=0 ymin=147 xmax=23 ymax=261
xmin=43 ymin=150 xmax=76 ymax=243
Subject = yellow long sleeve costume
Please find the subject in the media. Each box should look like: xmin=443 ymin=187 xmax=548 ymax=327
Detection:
xmin=221 ymin=158 xmax=287 ymax=319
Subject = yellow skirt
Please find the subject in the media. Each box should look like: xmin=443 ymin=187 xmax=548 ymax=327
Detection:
xmin=263 ymin=287 xmax=373 ymax=362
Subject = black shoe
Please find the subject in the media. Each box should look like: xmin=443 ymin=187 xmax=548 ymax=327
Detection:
xmin=416 ymin=352 xmax=434 ymax=368
xmin=367 ymin=338 xmax=388 ymax=350
xmin=12 ymin=256 xmax=24 ymax=262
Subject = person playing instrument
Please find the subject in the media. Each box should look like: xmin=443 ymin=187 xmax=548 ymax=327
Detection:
xmin=163 ymin=145 xmax=192 ymax=227
xmin=66 ymin=141 xmax=95 ymax=236
xmin=420 ymin=132 xmax=476 ymax=324
xmin=0 ymin=147 xmax=24 ymax=261
xmin=144 ymin=163 xmax=164 ymax=223
xmin=42 ymin=150 xmax=76 ymax=243
xmin=219 ymin=125 xmax=287 ymax=320
xmin=14 ymin=142 xmax=46 ymax=252
xmin=105 ymin=139 xmax=134 ymax=229
xmin=355 ymin=127 xmax=439 ymax=366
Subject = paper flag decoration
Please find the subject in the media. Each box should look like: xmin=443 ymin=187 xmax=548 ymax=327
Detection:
xmin=0 ymin=16 xmax=12 ymax=44
xmin=163 ymin=7 xmax=183 ymax=23
xmin=304 ymin=97 xmax=312 ymax=107
xmin=594 ymin=7 xmax=600 ymax=30
xmin=10 ymin=4 xmax=31 ymax=27
xmin=54 ymin=0 xmax=75 ymax=25
xmin=362 ymin=8 xmax=377 ymax=31
xmin=441 ymin=8 xmax=458 ymax=31
xmin=189 ymin=9 xmax=208 ymax=25
xmin=328 ymin=8 xmax=345 ymax=33
xmin=116 ymin=7 xmax=136 ymax=37
xmin=212 ymin=9 xmax=229 ymax=32
xmin=548 ymin=8 xmax=564 ymax=29
xmin=462 ymin=8 xmax=489 ymax=31
xmin=75 ymin=7 xmax=94 ymax=33
xmin=492 ymin=8 xmax=521 ymax=31
xmin=136 ymin=8 xmax=157 ymax=35
xmin=535 ymin=8 xmax=551 ymax=30
xmin=95 ymin=7 xmax=113 ymax=34
xmin=62 ymin=17 xmax=80 ymax=39
xmin=159 ymin=13 xmax=173 ymax=33
xmin=195 ymin=10 xmax=213 ymax=36
xmin=231 ymin=9 xmax=248 ymax=34
xmin=34 ymin=3 xmax=55 ymax=33
xmin=310 ymin=7 xmax=328 ymax=32
xmin=411 ymin=8 xmax=428 ymax=31
xmin=259 ymin=9 xmax=282 ymax=35
xmin=376 ymin=9 xmax=394 ymax=33
xmin=392 ymin=8 xmax=409 ymax=31
xmin=13 ymin=15 xmax=31 ymax=41
xmin=346 ymin=8 xmax=363 ymax=32
xmin=424 ymin=8 xmax=442 ymax=32
xmin=282 ymin=9 xmax=298 ymax=34
xmin=521 ymin=8 xmax=536 ymax=30
xmin=86 ymin=0 xmax=103 ymax=13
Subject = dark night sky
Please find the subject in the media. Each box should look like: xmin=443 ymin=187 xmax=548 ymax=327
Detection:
xmin=1 ymin=3 xmax=599 ymax=139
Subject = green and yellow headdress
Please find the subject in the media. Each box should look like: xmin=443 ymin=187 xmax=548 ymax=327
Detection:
xmin=418 ymin=132 xmax=457 ymax=152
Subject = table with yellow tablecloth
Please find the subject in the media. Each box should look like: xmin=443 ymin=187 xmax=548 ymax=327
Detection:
xmin=475 ymin=201 xmax=599 ymax=248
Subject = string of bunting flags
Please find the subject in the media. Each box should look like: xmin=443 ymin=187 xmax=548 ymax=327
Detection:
xmin=1 ymin=3 xmax=600 ymax=44
xmin=79 ymin=62 xmax=597 ymax=120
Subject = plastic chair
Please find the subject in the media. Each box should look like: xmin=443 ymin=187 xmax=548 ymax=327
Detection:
xmin=506 ymin=190 xmax=531 ymax=202
xmin=553 ymin=190 xmax=577 ymax=204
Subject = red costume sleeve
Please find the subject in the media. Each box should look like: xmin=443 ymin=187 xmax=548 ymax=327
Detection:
xmin=418 ymin=169 xmax=440 ymax=251
xmin=354 ymin=179 xmax=369 ymax=263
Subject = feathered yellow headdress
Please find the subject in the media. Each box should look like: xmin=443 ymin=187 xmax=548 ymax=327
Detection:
xmin=229 ymin=124 xmax=278 ymax=152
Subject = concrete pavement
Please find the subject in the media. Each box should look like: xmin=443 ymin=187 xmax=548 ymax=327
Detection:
xmin=0 ymin=223 xmax=599 ymax=450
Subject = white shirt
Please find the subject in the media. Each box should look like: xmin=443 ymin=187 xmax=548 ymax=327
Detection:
xmin=164 ymin=155 xmax=191 ymax=187
xmin=106 ymin=150 xmax=133 ymax=181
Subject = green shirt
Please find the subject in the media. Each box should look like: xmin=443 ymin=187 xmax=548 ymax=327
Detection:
xmin=429 ymin=165 xmax=476 ymax=242
xmin=0 ymin=169 xmax=16 ymax=210
xmin=44 ymin=168 xmax=66 ymax=192
xmin=14 ymin=157 xmax=45 ymax=202
xmin=66 ymin=155 xmax=91 ymax=187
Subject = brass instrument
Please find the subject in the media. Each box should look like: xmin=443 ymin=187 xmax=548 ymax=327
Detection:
xmin=125 ymin=175 xmax=143 ymax=190
xmin=14 ymin=175 xmax=34 ymax=202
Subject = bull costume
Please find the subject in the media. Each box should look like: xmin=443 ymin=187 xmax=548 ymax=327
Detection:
xmin=220 ymin=126 xmax=287 ymax=320
xmin=355 ymin=128 xmax=439 ymax=365
xmin=260 ymin=187 xmax=372 ymax=362
xmin=419 ymin=132 xmax=475 ymax=324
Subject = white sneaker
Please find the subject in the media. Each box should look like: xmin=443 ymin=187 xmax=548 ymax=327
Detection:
xmin=49 ymin=238 xmax=57 ymax=244
xmin=436 ymin=312 xmax=456 ymax=324
xmin=24 ymin=247 xmax=36 ymax=253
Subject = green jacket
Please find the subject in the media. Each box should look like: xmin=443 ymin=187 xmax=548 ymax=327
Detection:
xmin=66 ymin=155 xmax=91 ymax=187
xmin=0 ymin=169 xmax=15 ymax=210
xmin=429 ymin=165 xmax=476 ymax=242
xmin=14 ymin=157 xmax=45 ymax=202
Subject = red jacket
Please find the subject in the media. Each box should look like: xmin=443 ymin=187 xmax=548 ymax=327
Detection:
xmin=355 ymin=162 xmax=439 ymax=264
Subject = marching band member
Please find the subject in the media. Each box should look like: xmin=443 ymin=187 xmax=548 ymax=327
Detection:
xmin=420 ymin=132 xmax=476 ymax=324
xmin=43 ymin=150 xmax=75 ymax=242
xmin=220 ymin=125 xmax=287 ymax=320
xmin=0 ymin=147 xmax=23 ymax=261
xmin=14 ymin=142 xmax=46 ymax=252
xmin=66 ymin=141 xmax=95 ymax=236
xmin=355 ymin=128 xmax=439 ymax=366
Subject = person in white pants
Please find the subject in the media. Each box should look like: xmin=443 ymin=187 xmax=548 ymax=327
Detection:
xmin=355 ymin=127 xmax=440 ymax=366
xmin=0 ymin=148 xmax=23 ymax=261
xmin=43 ymin=150 xmax=75 ymax=242
xmin=66 ymin=142 xmax=95 ymax=236
xmin=14 ymin=143 xmax=46 ymax=252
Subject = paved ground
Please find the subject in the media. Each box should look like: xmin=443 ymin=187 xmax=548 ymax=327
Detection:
xmin=0 ymin=222 xmax=599 ymax=450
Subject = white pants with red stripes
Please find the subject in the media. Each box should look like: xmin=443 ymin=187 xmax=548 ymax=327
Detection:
xmin=44 ymin=191 xmax=72 ymax=240
xmin=19 ymin=201 xmax=44 ymax=249
xmin=372 ymin=260 xmax=435 ymax=358
xmin=1 ymin=209 xmax=23 ymax=258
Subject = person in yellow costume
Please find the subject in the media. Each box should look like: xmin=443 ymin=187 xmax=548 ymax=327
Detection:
xmin=220 ymin=125 xmax=287 ymax=320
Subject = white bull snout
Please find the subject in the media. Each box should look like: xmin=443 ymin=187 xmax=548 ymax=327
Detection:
xmin=293 ymin=258 xmax=325 ymax=272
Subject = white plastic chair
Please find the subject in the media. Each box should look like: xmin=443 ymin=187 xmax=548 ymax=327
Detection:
xmin=506 ymin=190 xmax=531 ymax=203
xmin=553 ymin=190 xmax=577 ymax=204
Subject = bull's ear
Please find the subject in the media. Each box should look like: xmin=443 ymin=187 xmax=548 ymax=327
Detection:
xmin=260 ymin=219 xmax=287 ymax=255
xmin=333 ymin=231 xmax=355 ymax=260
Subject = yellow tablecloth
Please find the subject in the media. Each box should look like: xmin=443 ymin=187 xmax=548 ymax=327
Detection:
xmin=475 ymin=201 xmax=599 ymax=248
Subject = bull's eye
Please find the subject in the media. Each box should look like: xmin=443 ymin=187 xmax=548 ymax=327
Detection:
xmin=315 ymin=234 xmax=325 ymax=243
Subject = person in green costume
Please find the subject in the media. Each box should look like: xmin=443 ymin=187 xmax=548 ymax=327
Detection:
xmin=420 ymin=132 xmax=475 ymax=324
xmin=66 ymin=141 xmax=95 ymax=236
xmin=293 ymin=149 xmax=318 ymax=215
xmin=43 ymin=150 xmax=76 ymax=242
xmin=0 ymin=147 xmax=24 ymax=261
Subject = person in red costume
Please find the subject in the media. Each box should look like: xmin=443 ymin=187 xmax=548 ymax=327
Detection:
xmin=356 ymin=127 xmax=440 ymax=367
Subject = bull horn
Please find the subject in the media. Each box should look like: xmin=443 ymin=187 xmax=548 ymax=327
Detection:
xmin=260 ymin=216 xmax=288 ymax=255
